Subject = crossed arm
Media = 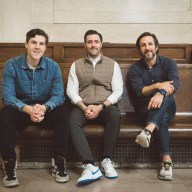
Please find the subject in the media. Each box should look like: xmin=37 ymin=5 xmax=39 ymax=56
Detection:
xmin=142 ymin=81 xmax=174 ymax=110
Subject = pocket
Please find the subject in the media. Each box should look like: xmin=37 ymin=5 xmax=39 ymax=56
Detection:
xmin=16 ymin=80 xmax=31 ymax=95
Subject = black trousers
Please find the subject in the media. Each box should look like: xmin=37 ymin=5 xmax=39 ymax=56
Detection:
xmin=0 ymin=104 xmax=70 ymax=161
xmin=70 ymin=105 xmax=121 ymax=162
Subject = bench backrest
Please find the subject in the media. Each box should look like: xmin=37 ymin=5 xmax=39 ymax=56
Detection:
xmin=0 ymin=43 xmax=191 ymax=64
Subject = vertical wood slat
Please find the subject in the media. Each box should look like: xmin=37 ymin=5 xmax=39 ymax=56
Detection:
xmin=52 ymin=44 xmax=64 ymax=61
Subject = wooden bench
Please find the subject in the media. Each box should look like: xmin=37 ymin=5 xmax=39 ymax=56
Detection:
xmin=6 ymin=63 xmax=192 ymax=166
xmin=0 ymin=43 xmax=192 ymax=166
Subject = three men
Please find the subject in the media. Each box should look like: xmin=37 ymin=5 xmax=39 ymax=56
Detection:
xmin=0 ymin=29 xmax=178 ymax=188
xmin=67 ymin=30 xmax=123 ymax=185
xmin=0 ymin=28 xmax=70 ymax=187
xmin=128 ymin=32 xmax=179 ymax=180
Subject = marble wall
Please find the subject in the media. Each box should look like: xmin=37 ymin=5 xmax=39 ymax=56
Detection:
xmin=0 ymin=0 xmax=192 ymax=43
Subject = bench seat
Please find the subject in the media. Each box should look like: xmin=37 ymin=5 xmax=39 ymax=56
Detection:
xmin=16 ymin=113 xmax=192 ymax=140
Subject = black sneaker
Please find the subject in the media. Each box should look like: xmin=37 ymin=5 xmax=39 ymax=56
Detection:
xmin=52 ymin=156 xmax=69 ymax=183
xmin=3 ymin=159 xmax=19 ymax=187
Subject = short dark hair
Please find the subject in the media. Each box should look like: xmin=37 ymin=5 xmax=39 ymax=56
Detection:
xmin=26 ymin=28 xmax=49 ymax=45
xmin=84 ymin=30 xmax=103 ymax=43
xmin=136 ymin=32 xmax=159 ymax=51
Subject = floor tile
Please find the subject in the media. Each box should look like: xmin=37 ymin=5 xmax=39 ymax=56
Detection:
xmin=0 ymin=168 xmax=191 ymax=192
xmin=132 ymin=183 xmax=189 ymax=192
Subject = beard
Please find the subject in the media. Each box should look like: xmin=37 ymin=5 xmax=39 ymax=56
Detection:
xmin=141 ymin=50 xmax=156 ymax=60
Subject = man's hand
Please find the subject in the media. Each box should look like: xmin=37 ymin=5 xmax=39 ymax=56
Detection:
xmin=32 ymin=104 xmax=46 ymax=122
xmin=148 ymin=92 xmax=164 ymax=110
xmin=157 ymin=81 xmax=174 ymax=95
xmin=22 ymin=104 xmax=45 ymax=122
xmin=85 ymin=104 xmax=103 ymax=120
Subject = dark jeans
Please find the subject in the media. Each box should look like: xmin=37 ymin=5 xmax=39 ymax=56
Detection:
xmin=0 ymin=104 xmax=70 ymax=161
xmin=70 ymin=105 xmax=121 ymax=162
xmin=138 ymin=95 xmax=176 ymax=156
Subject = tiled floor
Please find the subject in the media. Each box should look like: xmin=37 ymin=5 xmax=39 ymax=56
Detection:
xmin=0 ymin=168 xmax=192 ymax=192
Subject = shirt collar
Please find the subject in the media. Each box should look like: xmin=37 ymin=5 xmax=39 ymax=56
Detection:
xmin=88 ymin=54 xmax=101 ymax=63
xmin=85 ymin=53 xmax=103 ymax=64
xmin=21 ymin=54 xmax=46 ymax=69
xmin=142 ymin=55 xmax=158 ymax=69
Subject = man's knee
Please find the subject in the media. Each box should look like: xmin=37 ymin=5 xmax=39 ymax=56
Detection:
xmin=107 ymin=106 xmax=121 ymax=120
xmin=0 ymin=106 xmax=18 ymax=122
xmin=70 ymin=108 xmax=86 ymax=125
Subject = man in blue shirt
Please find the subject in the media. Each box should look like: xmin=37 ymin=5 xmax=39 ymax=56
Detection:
xmin=0 ymin=28 xmax=70 ymax=187
xmin=128 ymin=32 xmax=179 ymax=181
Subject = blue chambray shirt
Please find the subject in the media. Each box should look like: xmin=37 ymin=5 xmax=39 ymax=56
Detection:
xmin=2 ymin=55 xmax=65 ymax=111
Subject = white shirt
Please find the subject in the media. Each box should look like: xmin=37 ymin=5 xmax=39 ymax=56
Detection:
xmin=66 ymin=58 xmax=123 ymax=105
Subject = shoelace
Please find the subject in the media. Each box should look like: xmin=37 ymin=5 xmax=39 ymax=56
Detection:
xmin=81 ymin=164 xmax=94 ymax=176
xmin=103 ymin=160 xmax=114 ymax=170
xmin=5 ymin=167 xmax=16 ymax=180
xmin=56 ymin=162 xmax=67 ymax=177
xmin=162 ymin=161 xmax=173 ymax=171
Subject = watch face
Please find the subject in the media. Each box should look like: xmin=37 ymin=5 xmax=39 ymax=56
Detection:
xmin=159 ymin=89 xmax=166 ymax=95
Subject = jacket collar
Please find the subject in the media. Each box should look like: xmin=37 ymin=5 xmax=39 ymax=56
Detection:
xmin=21 ymin=54 xmax=46 ymax=69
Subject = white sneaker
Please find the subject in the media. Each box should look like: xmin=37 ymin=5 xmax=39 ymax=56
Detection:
xmin=52 ymin=157 xmax=69 ymax=183
xmin=3 ymin=159 xmax=19 ymax=188
xmin=135 ymin=129 xmax=151 ymax=148
xmin=77 ymin=164 xmax=102 ymax=185
xmin=101 ymin=158 xmax=118 ymax=179
xmin=159 ymin=161 xmax=173 ymax=181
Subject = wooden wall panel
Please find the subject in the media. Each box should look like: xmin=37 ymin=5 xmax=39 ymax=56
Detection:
xmin=0 ymin=43 xmax=191 ymax=64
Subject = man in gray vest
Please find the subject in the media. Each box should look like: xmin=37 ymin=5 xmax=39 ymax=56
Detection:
xmin=67 ymin=30 xmax=123 ymax=185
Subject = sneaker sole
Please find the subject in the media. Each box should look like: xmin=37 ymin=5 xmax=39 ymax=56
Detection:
xmin=158 ymin=175 xmax=173 ymax=181
xmin=105 ymin=175 xmax=118 ymax=179
xmin=135 ymin=135 xmax=149 ymax=148
xmin=101 ymin=168 xmax=118 ymax=179
xmin=52 ymin=173 xmax=69 ymax=183
xmin=3 ymin=180 xmax=19 ymax=188
xmin=77 ymin=176 xmax=102 ymax=186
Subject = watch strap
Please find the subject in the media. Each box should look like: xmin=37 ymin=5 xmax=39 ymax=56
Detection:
xmin=45 ymin=105 xmax=51 ymax=112
xmin=101 ymin=102 xmax=107 ymax=109
xmin=158 ymin=89 xmax=166 ymax=97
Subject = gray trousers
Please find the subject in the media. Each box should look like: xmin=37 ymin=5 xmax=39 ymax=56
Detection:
xmin=70 ymin=105 xmax=121 ymax=162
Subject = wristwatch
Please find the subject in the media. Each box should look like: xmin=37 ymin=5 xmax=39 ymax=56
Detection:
xmin=101 ymin=102 xmax=107 ymax=109
xmin=158 ymin=89 xmax=166 ymax=97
